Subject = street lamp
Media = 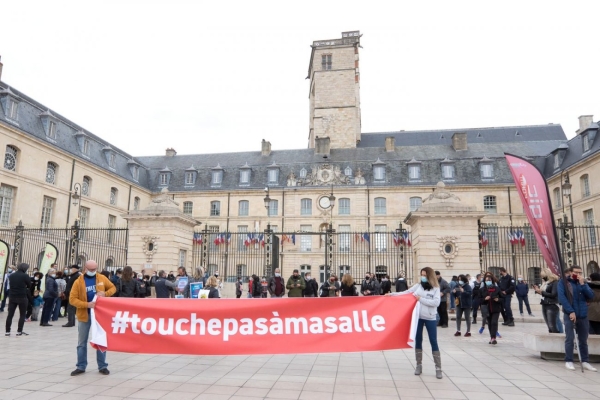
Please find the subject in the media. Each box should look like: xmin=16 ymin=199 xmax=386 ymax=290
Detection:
xmin=263 ymin=187 xmax=271 ymax=214
xmin=561 ymin=171 xmax=576 ymax=265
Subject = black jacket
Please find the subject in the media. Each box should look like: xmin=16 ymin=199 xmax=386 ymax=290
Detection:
xmin=117 ymin=279 xmax=140 ymax=298
xmin=304 ymin=279 xmax=319 ymax=296
xmin=472 ymin=280 xmax=482 ymax=299
xmin=480 ymin=284 xmax=504 ymax=313
xmin=8 ymin=271 xmax=31 ymax=298
xmin=340 ymin=283 xmax=357 ymax=296
xmin=43 ymin=276 xmax=58 ymax=299
xmin=499 ymin=274 xmax=516 ymax=295
xmin=321 ymin=280 xmax=340 ymax=297
xmin=154 ymin=278 xmax=171 ymax=298
xmin=361 ymin=279 xmax=379 ymax=296
xmin=65 ymin=271 xmax=81 ymax=297
xmin=208 ymin=287 xmax=220 ymax=298
xmin=381 ymin=280 xmax=392 ymax=295
xmin=252 ymin=280 xmax=262 ymax=297
xmin=395 ymin=278 xmax=409 ymax=292
xmin=540 ymin=280 xmax=559 ymax=305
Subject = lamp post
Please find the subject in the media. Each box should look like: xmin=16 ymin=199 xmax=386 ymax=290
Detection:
xmin=71 ymin=182 xmax=82 ymax=221
xmin=325 ymin=185 xmax=336 ymax=279
xmin=263 ymin=188 xmax=273 ymax=277
xmin=561 ymin=171 xmax=576 ymax=266
xmin=68 ymin=182 xmax=83 ymax=265
xmin=397 ymin=223 xmax=408 ymax=278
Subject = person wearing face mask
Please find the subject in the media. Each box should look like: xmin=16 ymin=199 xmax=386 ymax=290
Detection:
xmin=340 ymin=274 xmax=358 ymax=297
xmin=361 ymin=272 xmax=378 ymax=296
xmin=471 ymin=274 xmax=482 ymax=324
xmin=395 ymin=273 xmax=408 ymax=292
xmin=286 ymin=269 xmax=306 ymax=298
xmin=268 ymin=268 xmax=286 ymax=298
xmin=388 ymin=267 xmax=442 ymax=379
xmin=4 ymin=263 xmax=31 ymax=336
xmin=558 ymin=265 xmax=597 ymax=371
xmin=174 ymin=267 xmax=191 ymax=298
xmin=435 ymin=271 xmax=451 ymax=328
xmin=515 ymin=275 xmax=534 ymax=317
xmin=453 ymin=275 xmax=473 ymax=337
xmin=303 ymin=272 xmax=319 ymax=297
xmin=69 ymin=260 xmax=116 ymax=376
xmin=380 ymin=275 xmax=392 ymax=295
xmin=235 ymin=276 xmax=243 ymax=298
xmin=321 ymin=274 xmax=340 ymax=297
xmin=480 ymin=272 xmax=503 ymax=344
xmin=533 ymin=268 xmax=559 ymax=333
xmin=63 ymin=265 xmax=82 ymax=327
xmin=498 ymin=267 xmax=516 ymax=326
xmin=40 ymin=268 xmax=59 ymax=327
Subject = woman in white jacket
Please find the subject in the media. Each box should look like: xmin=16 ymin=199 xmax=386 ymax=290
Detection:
xmin=389 ymin=267 xmax=442 ymax=379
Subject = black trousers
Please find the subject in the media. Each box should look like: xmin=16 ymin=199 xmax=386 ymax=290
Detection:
xmin=487 ymin=311 xmax=500 ymax=339
xmin=5 ymin=297 xmax=28 ymax=333
xmin=472 ymin=297 xmax=480 ymax=319
xmin=437 ymin=301 xmax=448 ymax=326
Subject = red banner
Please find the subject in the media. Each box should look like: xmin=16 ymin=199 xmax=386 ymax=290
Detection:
xmin=505 ymin=153 xmax=563 ymax=276
xmin=90 ymin=296 xmax=419 ymax=355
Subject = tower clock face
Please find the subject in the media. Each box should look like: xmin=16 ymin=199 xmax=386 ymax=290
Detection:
xmin=319 ymin=196 xmax=331 ymax=209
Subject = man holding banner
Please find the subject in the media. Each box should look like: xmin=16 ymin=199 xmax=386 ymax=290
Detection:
xmin=69 ymin=260 xmax=116 ymax=376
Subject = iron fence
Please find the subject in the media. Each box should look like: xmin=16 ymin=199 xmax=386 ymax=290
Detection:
xmin=479 ymin=223 xmax=600 ymax=285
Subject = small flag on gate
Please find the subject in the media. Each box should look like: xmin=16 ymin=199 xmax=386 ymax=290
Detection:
xmin=362 ymin=232 xmax=370 ymax=243
xmin=258 ymin=234 xmax=265 ymax=247
xmin=480 ymin=231 xmax=488 ymax=247
xmin=402 ymin=231 xmax=411 ymax=247
xmin=193 ymin=233 xmax=203 ymax=245
xmin=508 ymin=231 xmax=516 ymax=245
xmin=517 ymin=229 xmax=525 ymax=247
xmin=244 ymin=233 xmax=253 ymax=247
xmin=226 ymin=233 xmax=231 ymax=244
xmin=392 ymin=232 xmax=400 ymax=247
xmin=291 ymin=233 xmax=296 ymax=245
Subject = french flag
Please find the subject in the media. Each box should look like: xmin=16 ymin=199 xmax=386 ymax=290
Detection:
xmin=402 ymin=231 xmax=411 ymax=247
xmin=392 ymin=232 xmax=400 ymax=247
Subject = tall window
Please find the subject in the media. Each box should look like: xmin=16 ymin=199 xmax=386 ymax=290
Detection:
xmin=240 ymin=169 xmax=250 ymax=184
xmin=132 ymin=165 xmax=139 ymax=181
xmin=82 ymin=176 xmax=91 ymax=196
xmin=183 ymin=201 xmax=193 ymax=215
xmin=79 ymin=207 xmax=89 ymax=228
xmin=374 ymin=197 xmax=387 ymax=215
xmin=179 ymin=250 xmax=187 ymax=268
xmin=268 ymin=200 xmax=278 ymax=216
xmin=554 ymin=154 xmax=560 ymax=169
xmin=105 ymin=258 xmax=113 ymax=269
xmin=185 ymin=171 xmax=194 ymax=185
xmin=374 ymin=166 xmax=385 ymax=181
xmin=583 ymin=134 xmax=591 ymax=152
xmin=40 ymin=196 xmax=54 ymax=229
xmin=4 ymin=145 xmax=17 ymax=171
xmin=237 ymin=264 xmax=247 ymax=280
xmin=408 ymin=165 xmax=421 ymax=181
xmin=82 ymin=139 xmax=90 ymax=155
xmin=301 ymin=198 xmax=312 ymax=215
xmin=268 ymin=169 xmax=279 ymax=184
xmin=45 ymin=162 xmax=57 ymax=184
xmin=584 ymin=209 xmax=596 ymax=246
xmin=300 ymin=225 xmax=312 ymax=252
xmin=110 ymin=188 xmax=117 ymax=205
xmin=338 ymin=224 xmax=351 ymax=252
xmin=321 ymin=54 xmax=332 ymax=70
xmin=107 ymin=215 xmax=116 ymax=243
xmin=133 ymin=197 xmax=140 ymax=210
xmin=237 ymin=225 xmax=248 ymax=251
xmin=299 ymin=168 xmax=307 ymax=179
xmin=581 ymin=174 xmax=591 ymax=198
xmin=486 ymin=226 xmax=499 ymax=252
xmin=338 ymin=198 xmax=350 ymax=215
xmin=210 ymin=201 xmax=221 ymax=216
xmin=0 ymin=185 xmax=14 ymax=226
xmin=442 ymin=164 xmax=455 ymax=179
xmin=160 ymin=173 xmax=168 ymax=185
xmin=6 ymin=98 xmax=18 ymax=120
xmin=300 ymin=264 xmax=311 ymax=278
xmin=48 ymin=121 xmax=57 ymax=139
xmin=553 ymin=188 xmax=561 ymax=209
xmin=524 ymin=227 xmax=538 ymax=253
xmin=238 ymin=200 xmax=249 ymax=216
xmin=409 ymin=197 xmax=422 ymax=212
xmin=212 ymin=170 xmax=223 ymax=185
xmin=480 ymin=163 xmax=494 ymax=179
xmin=374 ymin=224 xmax=387 ymax=252
xmin=483 ymin=195 xmax=497 ymax=213
xmin=108 ymin=153 xmax=116 ymax=169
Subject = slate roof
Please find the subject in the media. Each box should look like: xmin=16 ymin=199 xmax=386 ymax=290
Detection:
xmin=3 ymin=79 xmax=589 ymax=194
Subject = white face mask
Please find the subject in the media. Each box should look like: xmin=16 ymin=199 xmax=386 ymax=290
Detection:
xmin=275 ymin=273 xmax=281 ymax=277
xmin=50 ymin=274 xmax=56 ymax=278
xmin=86 ymin=271 xmax=97 ymax=277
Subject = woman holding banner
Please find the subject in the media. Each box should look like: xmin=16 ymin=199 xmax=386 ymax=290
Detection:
xmin=388 ymin=267 xmax=442 ymax=379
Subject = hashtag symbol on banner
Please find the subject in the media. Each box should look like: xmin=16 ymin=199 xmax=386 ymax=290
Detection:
xmin=111 ymin=311 xmax=131 ymax=334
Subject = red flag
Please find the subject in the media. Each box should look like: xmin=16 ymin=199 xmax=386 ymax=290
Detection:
xmin=90 ymin=296 xmax=419 ymax=356
xmin=505 ymin=154 xmax=563 ymax=276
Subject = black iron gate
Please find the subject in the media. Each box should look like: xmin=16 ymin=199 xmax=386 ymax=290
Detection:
xmin=192 ymin=226 xmax=414 ymax=284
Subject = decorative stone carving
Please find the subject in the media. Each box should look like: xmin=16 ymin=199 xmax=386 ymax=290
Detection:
xmin=437 ymin=235 xmax=459 ymax=267
xmin=142 ymin=235 xmax=159 ymax=262
xmin=151 ymin=187 xmax=180 ymax=207
xmin=287 ymin=172 xmax=298 ymax=187
xmin=298 ymin=164 xmax=350 ymax=186
xmin=354 ymin=168 xmax=366 ymax=185
xmin=425 ymin=181 xmax=461 ymax=203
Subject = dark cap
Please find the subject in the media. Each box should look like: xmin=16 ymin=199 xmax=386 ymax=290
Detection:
xmin=69 ymin=264 xmax=81 ymax=270
xmin=435 ymin=271 xmax=441 ymax=276
xmin=293 ymin=269 xmax=299 ymax=273
xmin=116 ymin=268 xmax=123 ymax=273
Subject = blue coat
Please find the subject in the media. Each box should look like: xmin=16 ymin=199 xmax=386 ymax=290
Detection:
xmin=515 ymin=282 xmax=529 ymax=297
xmin=558 ymin=279 xmax=594 ymax=318
xmin=454 ymin=283 xmax=473 ymax=309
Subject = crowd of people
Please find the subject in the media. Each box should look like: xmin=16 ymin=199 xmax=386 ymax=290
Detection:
xmin=2 ymin=260 xmax=600 ymax=377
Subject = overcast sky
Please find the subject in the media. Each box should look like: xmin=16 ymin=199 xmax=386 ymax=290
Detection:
xmin=1 ymin=1 xmax=599 ymax=157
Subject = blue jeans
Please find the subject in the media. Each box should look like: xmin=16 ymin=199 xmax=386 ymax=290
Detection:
xmin=415 ymin=319 xmax=439 ymax=351
xmin=556 ymin=315 xmax=564 ymax=333
xmin=564 ymin=314 xmax=590 ymax=362
xmin=77 ymin=319 xmax=108 ymax=371
xmin=40 ymin=298 xmax=55 ymax=325
xmin=517 ymin=295 xmax=531 ymax=315
xmin=450 ymin=293 xmax=456 ymax=310
xmin=51 ymin=297 xmax=62 ymax=321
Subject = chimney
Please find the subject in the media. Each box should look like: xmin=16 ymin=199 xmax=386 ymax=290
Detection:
xmin=577 ymin=115 xmax=594 ymax=134
xmin=0 ymin=56 xmax=3 ymax=81
xmin=261 ymin=139 xmax=271 ymax=156
xmin=315 ymin=136 xmax=331 ymax=157
xmin=385 ymin=136 xmax=395 ymax=152
xmin=165 ymin=148 xmax=177 ymax=157
xmin=452 ymin=132 xmax=467 ymax=151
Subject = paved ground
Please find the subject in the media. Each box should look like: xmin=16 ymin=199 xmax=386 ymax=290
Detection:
xmin=1 ymin=316 xmax=599 ymax=400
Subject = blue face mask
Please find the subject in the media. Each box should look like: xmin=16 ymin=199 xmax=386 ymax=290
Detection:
xmin=421 ymin=277 xmax=428 ymax=283
xmin=459 ymin=281 xmax=464 ymax=286
xmin=485 ymin=281 xmax=492 ymax=286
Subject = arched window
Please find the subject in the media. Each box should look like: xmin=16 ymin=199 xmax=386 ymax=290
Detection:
xmin=110 ymin=187 xmax=118 ymax=205
xmin=483 ymin=195 xmax=497 ymax=213
xmin=4 ymin=145 xmax=18 ymax=171
xmin=133 ymin=196 xmax=140 ymax=210
xmin=299 ymin=168 xmax=307 ymax=179
xmin=581 ymin=174 xmax=591 ymax=198
xmin=374 ymin=197 xmax=386 ymax=215
xmin=46 ymin=162 xmax=57 ymax=184
xmin=183 ymin=201 xmax=193 ymax=215
xmin=82 ymin=176 xmax=91 ymax=196
xmin=344 ymin=166 xmax=352 ymax=177
xmin=301 ymin=198 xmax=312 ymax=215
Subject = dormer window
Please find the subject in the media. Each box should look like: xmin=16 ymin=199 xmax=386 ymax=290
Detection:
xmin=441 ymin=158 xmax=455 ymax=180
xmin=267 ymin=163 xmax=279 ymax=185
xmin=583 ymin=134 xmax=591 ymax=152
xmin=299 ymin=168 xmax=307 ymax=179
xmin=0 ymin=87 xmax=21 ymax=122
xmin=184 ymin=166 xmax=197 ymax=186
xmin=554 ymin=153 xmax=560 ymax=169
xmin=75 ymin=130 xmax=90 ymax=156
xmin=102 ymin=146 xmax=117 ymax=169
xmin=240 ymin=169 xmax=250 ymax=184
xmin=83 ymin=139 xmax=90 ymax=155
xmin=479 ymin=157 xmax=494 ymax=179
xmin=158 ymin=167 xmax=171 ymax=186
xmin=552 ymin=144 xmax=568 ymax=170
xmin=40 ymin=110 xmax=59 ymax=141
xmin=407 ymin=158 xmax=421 ymax=182
xmin=211 ymin=164 xmax=223 ymax=186
xmin=373 ymin=158 xmax=386 ymax=182
xmin=127 ymin=159 xmax=140 ymax=182
xmin=344 ymin=166 xmax=353 ymax=177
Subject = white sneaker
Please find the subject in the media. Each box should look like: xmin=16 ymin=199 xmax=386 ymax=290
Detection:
xmin=565 ymin=362 xmax=575 ymax=370
xmin=582 ymin=362 xmax=598 ymax=372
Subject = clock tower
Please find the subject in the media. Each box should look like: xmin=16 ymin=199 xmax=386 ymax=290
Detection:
xmin=307 ymin=31 xmax=362 ymax=149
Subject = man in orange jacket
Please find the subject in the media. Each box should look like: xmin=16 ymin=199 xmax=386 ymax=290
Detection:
xmin=69 ymin=260 xmax=116 ymax=376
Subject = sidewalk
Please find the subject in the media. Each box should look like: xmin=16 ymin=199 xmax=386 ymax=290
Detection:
xmin=1 ymin=318 xmax=599 ymax=400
